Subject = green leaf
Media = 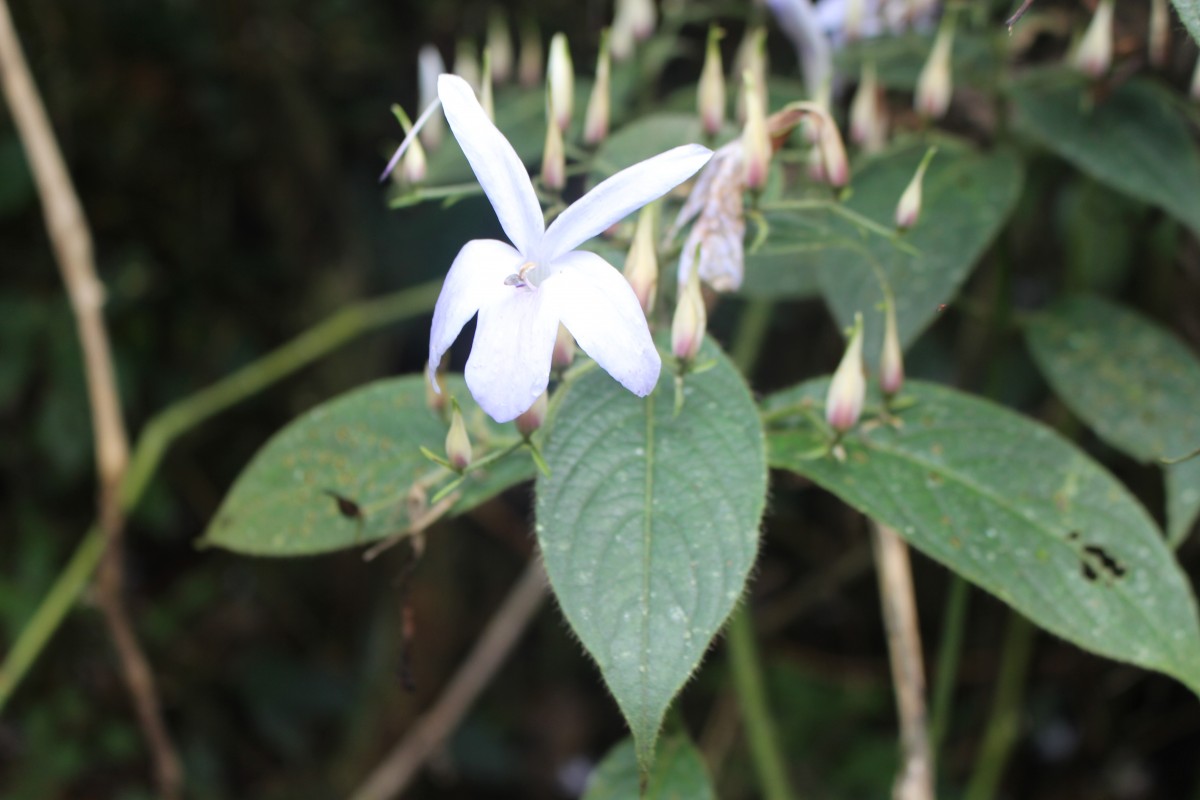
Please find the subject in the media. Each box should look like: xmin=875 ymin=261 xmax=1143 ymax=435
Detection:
xmin=1172 ymin=0 xmax=1200 ymax=46
xmin=802 ymin=142 xmax=1021 ymax=359
xmin=765 ymin=379 xmax=1200 ymax=695
xmin=1024 ymin=295 xmax=1200 ymax=546
xmin=590 ymin=112 xmax=733 ymax=182
xmin=536 ymin=338 xmax=766 ymax=766
xmin=204 ymin=376 xmax=535 ymax=556
xmin=1008 ymin=70 xmax=1200 ymax=239
xmin=583 ymin=735 xmax=715 ymax=800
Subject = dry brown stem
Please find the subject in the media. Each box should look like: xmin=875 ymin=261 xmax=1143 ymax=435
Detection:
xmin=0 ymin=3 xmax=182 ymax=796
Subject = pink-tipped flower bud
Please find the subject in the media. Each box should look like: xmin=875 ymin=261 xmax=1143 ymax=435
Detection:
xmin=624 ymin=203 xmax=659 ymax=315
xmin=519 ymin=19 xmax=543 ymax=88
xmin=417 ymin=45 xmax=446 ymax=150
xmin=516 ymin=391 xmax=548 ymax=437
xmin=541 ymin=111 xmax=566 ymax=190
xmin=584 ymin=29 xmax=612 ymax=145
xmin=880 ymin=301 xmax=904 ymax=396
xmin=454 ymin=40 xmax=482 ymax=93
xmin=1149 ymin=0 xmax=1169 ymax=68
xmin=817 ymin=111 xmax=850 ymax=188
xmin=735 ymin=27 xmax=768 ymax=124
xmin=547 ymin=33 xmax=574 ymax=132
xmin=488 ymin=10 xmax=514 ymax=84
xmin=741 ymin=69 xmax=770 ymax=191
xmin=850 ymin=61 xmax=886 ymax=153
xmin=672 ymin=260 xmax=707 ymax=361
xmin=553 ymin=324 xmax=576 ymax=369
xmin=914 ymin=18 xmax=954 ymax=119
xmin=698 ymin=25 xmax=726 ymax=137
xmin=826 ymin=313 xmax=866 ymax=433
xmin=481 ymin=48 xmax=496 ymax=122
xmin=445 ymin=403 xmax=472 ymax=470
xmin=1072 ymin=0 xmax=1115 ymax=78
xmin=895 ymin=147 xmax=936 ymax=230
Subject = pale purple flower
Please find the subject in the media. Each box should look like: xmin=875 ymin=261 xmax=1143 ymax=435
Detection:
xmin=409 ymin=75 xmax=711 ymax=422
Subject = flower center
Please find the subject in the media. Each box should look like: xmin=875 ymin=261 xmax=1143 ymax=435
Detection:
xmin=504 ymin=260 xmax=547 ymax=289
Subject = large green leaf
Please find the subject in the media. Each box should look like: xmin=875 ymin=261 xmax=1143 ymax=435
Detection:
xmin=765 ymin=379 xmax=1200 ymax=694
xmin=204 ymin=376 xmax=534 ymax=555
xmin=1173 ymin=0 xmax=1200 ymax=46
xmin=1009 ymin=70 xmax=1200 ymax=239
xmin=802 ymin=143 xmax=1021 ymax=359
xmin=536 ymin=338 xmax=766 ymax=766
xmin=1024 ymin=295 xmax=1200 ymax=546
xmin=583 ymin=735 xmax=715 ymax=800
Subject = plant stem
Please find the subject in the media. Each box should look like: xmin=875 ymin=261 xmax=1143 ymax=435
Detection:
xmin=724 ymin=299 xmax=796 ymax=800
xmin=963 ymin=613 xmax=1036 ymax=800
xmin=929 ymin=574 xmax=971 ymax=757
xmin=725 ymin=608 xmax=796 ymax=800
xmin=0 ymin=280 xmax=442 ymax=715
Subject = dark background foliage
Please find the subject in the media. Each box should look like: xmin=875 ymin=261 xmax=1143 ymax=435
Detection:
xmin=2 ymin=0 xmax=1200 ymax=798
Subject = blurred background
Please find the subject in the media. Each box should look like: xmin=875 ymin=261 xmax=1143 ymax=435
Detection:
xmin=2 ymin=0 xmax=1200 ymax=798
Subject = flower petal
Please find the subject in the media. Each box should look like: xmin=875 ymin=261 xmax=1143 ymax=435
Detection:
xmin=465 ymin=286 xmax=560 ymax=422
xmin=541 ymin=144 xmax=713 ymax=261
xmin=438 ymin=74 xmax=544 ymax=255
xmin=544 ymin=249 xmax=661 ymax=397
xmin=428 ymin=239 xmax=525 ymax=389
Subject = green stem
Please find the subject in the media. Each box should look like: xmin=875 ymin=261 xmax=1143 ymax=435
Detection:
xmin=962 ymin=613 xmax=1036 ymax=800
xmin=722 ymin=300 xmax=796 ymax=799
xmin=928 ymin=575 xmax=970 ymax=757
xmin=726 ymin=607 xmax=795 ymax=800
xmin=0 ymin=280 xmax=442 ymax=714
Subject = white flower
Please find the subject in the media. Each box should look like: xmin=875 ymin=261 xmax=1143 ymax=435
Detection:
xmin=423 ymin=75 xmax=712 ymax=422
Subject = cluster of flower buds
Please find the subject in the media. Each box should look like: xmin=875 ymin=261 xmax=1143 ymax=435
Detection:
xmin=915 ymin=14 xmax=954 ymax=118
xmin=1072 ymin=0 xmax=1114 ymax=78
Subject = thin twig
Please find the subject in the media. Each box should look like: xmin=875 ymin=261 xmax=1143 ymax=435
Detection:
xmin=1004 ymin=0 xmax=1037 ymax=31
xmin=871 ymin=521 xmax=934 ymax=800
xmin=349 ymin=559 xmax=548 ymax=800
xmin=0 ymin=3 xmax=182 ymax=797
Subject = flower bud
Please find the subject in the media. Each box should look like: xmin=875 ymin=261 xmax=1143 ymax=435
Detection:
xmin=516 ymin=391 xmax=548 ymax=437
xmin=488 ymin=9 xmax=514 ymax=83
xmin=735 ymin=27 xmax=767 ymax=124
xmin=454 ymin=40 xmax=481 ymax=93
xmin=623 ymin=0 xmax=657 ymax=41
xmin=850 ymin=61 xmax=886 ymax=153
xmin=519 ymin=19 xmax=543 ymax=88
xmin=553 ymin=324 xmax=576 ymax=369
xmin=418 ymin=45 xmax=446 ymax=150
xmin=481 ymin=48 xmax=496 ymax=122
xmin=741 ymin=69 xmax=770 ymax=191
xmin=914 ymin=18 xmax=954 ymax=119
xmin=845 ymin=0 xmax=866 ymax=42
xmin=390 ymin=104 xmax=428 ymax=184
xmin=1192 ymin=55 xmax=1200 ymax=101
xmin=547 ymin=33 xmax=574 ymax=132
xmin=1149 ymin=0 xmax=1169 ymax=68
xmin=698 ymin=25 xmax=726 ymax=137
xmin=624 ymin=203 xmax=659 ymax=314
xmin=895 ymin=147 xmax=935 ymax=230
xmin=445 ymin=403 xmax=472 ymax=470
xmin=826 ymin=313 xmax=866 ymax=433
xmin=672 ymin=260 xmax=707 ymax=361
xmin=425 ymin=361 xmax=447 ymax=413
xmin=541 ymin=111 xmax=566 ymax=190
xmin=880 ymin=301 xmax=904 ymax=396
xmin=584 ymin=29 xmax=612 ymax=145
xmin=1072 ymin=0 xmax=1114 ymax=78
xmin=817 ymin=110 xmax=850 ymax=188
